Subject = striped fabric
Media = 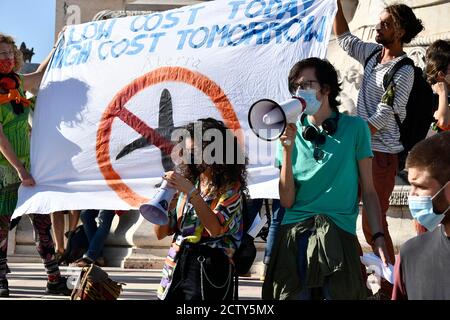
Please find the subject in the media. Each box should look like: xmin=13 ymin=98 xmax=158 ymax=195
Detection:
xmin=337 ymin=32 xmax=414 ymax=154
xmin=157 ymin=182 xmax=243 ymax=300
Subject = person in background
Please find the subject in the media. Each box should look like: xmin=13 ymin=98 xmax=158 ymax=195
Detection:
xmin=246 ymin=198 xmax=285 ymax=280
xmin=334 ymin=1 xmax=424 ymax=298
xmin=51 ymin=210 xmax=80 ymax=265
xmin=392 ymin=132 xmax=450 ymax=300
xmin=411 ymin=40 xmax=450 ymax=235
xmin=70 ymin=209 xmax=116 ymax=267
xmin=0 ymin=31 xmax=70 ymax=297
xmin=261 ymin=199 xmax=284 ymax=280
xmin=425 ymin=40 xmax=450 ymax=132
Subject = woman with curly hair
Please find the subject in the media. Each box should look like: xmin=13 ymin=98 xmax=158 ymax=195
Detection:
xmin=153 ymin=117 xmax=247 ymax=300
xmin=0 ymin=31 xmax=70 ymax=297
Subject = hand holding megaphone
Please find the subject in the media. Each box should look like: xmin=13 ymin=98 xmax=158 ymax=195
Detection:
xmin=279 ymin=123 xmax=298 ymax=148
xmin=139 ymin=179 xmax=177 ymax=225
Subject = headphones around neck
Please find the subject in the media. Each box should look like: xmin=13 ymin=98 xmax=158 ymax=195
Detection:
xmin=301 ymin=112 xmax=340 ymax=145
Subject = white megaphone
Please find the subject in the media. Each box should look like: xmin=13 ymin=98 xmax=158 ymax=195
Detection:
xmin=248 ymin=97 xmax=307 ymax=145
xmin=139 ymin=180 xmax=177 ymax=225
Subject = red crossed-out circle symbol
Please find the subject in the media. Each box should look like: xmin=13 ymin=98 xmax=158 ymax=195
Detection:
xmin=96 ymin=66 xmax=243 ymax=207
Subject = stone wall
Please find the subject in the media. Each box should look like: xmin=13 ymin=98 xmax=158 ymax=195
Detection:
xmin=54 ymin=0 xmax=213 ymax=39
xmin=55 ymin=0 xmax=126 ymax=38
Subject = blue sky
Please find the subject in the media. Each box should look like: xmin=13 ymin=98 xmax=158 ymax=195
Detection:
xmin=0 ymin=0 xmax=56 ymax=63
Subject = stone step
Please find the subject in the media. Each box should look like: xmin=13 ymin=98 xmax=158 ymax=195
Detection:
xmin=7 ymin=254 xmax=42 ymax=264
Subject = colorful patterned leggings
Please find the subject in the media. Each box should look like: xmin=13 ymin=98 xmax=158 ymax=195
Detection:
xmin=0 ymin=214 xmax=60 ymax=281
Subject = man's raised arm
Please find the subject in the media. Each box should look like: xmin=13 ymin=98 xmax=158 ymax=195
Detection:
xmin=333 ymin=0 xmax=350 ymax=36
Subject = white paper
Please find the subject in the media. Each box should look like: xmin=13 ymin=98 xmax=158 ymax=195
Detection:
xmin=247 ymin=214 xmax=268 ymax=239
xmin=360 ymin=253 xmax=395 ymax=284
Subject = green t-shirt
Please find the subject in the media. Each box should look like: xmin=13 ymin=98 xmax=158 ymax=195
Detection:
xmin=275 ymin=113 xmax=373 ymax=235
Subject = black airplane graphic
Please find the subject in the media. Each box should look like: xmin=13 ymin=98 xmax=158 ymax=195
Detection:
xmin=116 ymin=88 xmax=178 ymax=172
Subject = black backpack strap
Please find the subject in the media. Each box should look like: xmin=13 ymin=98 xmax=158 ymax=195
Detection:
xmin=382 ymin=57 xmax=414 ymax=89
xmin=382 ymin=56 xmax=414 ymax=129
xmin=364 ymin=47 xmax=382 ymax=69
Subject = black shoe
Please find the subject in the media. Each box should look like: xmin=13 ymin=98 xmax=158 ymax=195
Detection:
xmin=0 ymin=279 xmax=10 ymax=297
xmin=45 ymin=276 xmax=72 ymax=296
xmin=94 ymin=257 xmax=106 ymax=267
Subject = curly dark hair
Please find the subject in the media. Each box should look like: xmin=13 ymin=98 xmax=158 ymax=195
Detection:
xmin=426 ymin=51 xmax=450 ymax=85
xmin=177 ymin=118 xmax=248 ymax=195
xmin=385 ymin=4 xmax=424 ymax=44
xmin=288 ymin=57 xmax=342 ymax=112
xmin=426 ymin=40 xmax=450 ymax=60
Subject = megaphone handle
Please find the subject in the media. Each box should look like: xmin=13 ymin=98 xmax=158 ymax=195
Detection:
xmin=160 ymin=179 xmax=169 ymax=188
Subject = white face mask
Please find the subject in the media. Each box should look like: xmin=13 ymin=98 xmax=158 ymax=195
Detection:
xmin=408 ymin=181 xmax=450 ymax=231
xmin=295 ymin=89 xmax=321 ymax=115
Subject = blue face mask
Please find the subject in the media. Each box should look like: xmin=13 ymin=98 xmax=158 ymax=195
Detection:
xmin=408 ymin=181 xmax=450 ymax=231
xmin=295 ymin=89 xmax=321 ymax=115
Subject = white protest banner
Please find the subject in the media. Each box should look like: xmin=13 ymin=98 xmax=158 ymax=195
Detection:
xmin=13 ymin=0 xmax=337 ymax=217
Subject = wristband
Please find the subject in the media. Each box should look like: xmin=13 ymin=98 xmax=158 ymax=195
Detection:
xmin=372 ymin=232 xmax=384 ymax=242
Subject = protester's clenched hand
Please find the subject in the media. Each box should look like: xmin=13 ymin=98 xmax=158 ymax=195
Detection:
xmin=57 ymin=26 xmax=67 ymax=41
xmin=163 ymin=171 xmax=194 ymax=194
xmin=432 ymin=81 xmax=448 ymax=97
xmin=18 ymin=167 xmax=36 ymax=187
xmin=434 ymin=109 xmax=450 ymax=129
xmin=373 ymin=237 xmax=391 ymax=267
xmin=52 ymin=26 xmax=67 ymax=50
xmin=432 ymin=82 xmax=450 ymax=129
xmin=279 ymin=123 xmax=297 ymax=152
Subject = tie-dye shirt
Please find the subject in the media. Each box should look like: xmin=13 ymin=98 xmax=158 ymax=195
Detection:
xmin=157 ymin=182 xmax=243 ymax=300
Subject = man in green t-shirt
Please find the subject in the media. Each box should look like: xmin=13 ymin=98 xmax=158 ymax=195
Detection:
xmin=264 ymin=58 xmax=390 ymax=300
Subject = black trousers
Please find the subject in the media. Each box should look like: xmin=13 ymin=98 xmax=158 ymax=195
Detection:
xmin=165 ymin=244 xmax=235 ymax=301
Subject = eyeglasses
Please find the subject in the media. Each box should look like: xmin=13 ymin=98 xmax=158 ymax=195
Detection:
xmin=295 ymin=80 xmax=319 ymax=91
xmin=313 ymin=144 xmax=325 ymax=161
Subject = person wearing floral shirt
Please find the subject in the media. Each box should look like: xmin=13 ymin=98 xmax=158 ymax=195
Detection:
xmin=153 ymin=118 xmax=247 ymax=300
